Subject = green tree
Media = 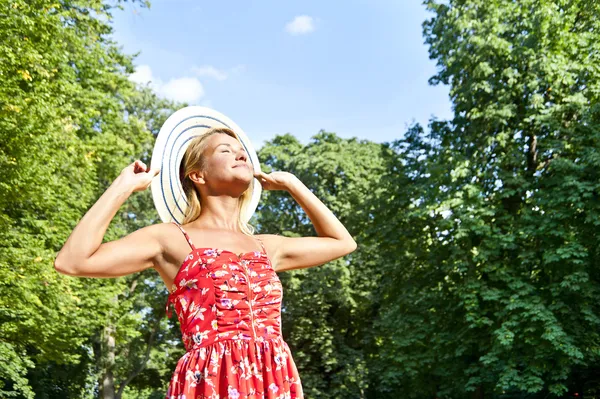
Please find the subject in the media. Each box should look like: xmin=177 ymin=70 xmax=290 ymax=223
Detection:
xmin=369 ymin=1 xmax=600 ymax=397
xmin=257 ymin=132 xmax=391 ymax=398
xmin=0 ymin=0 xmax=188 ymax=397
xmin=92 ymin=86 xmax=184 ymax=399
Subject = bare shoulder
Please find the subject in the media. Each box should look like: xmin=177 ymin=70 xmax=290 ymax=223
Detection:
xmin=129 ymin=222 xmax=170 ymax=262
xmin=254 ymin=233 xmax=283 ymax=250
xmin=135 ymin=222 xmax=170 ymax=246
xmin=254 ymin=233 xmax=284 ymax=270
xmin=126 ymin=222 xmax=178 ymax=266
xmin=255 ymin=233 xmax=282 ymax=240
xmin=145 ymin=222 xmax=184 ymax=276
xmin=151 ymin=222 xmax=186 ymax=258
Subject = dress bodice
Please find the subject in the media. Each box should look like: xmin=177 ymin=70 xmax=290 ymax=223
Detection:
xmin=166 ymin=223 xmax=284 ymax=352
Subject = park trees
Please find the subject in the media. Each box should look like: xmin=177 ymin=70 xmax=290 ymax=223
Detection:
xmin=369 ymin=1 xmax=600 ymax=397
xmin=0 ymin=0 xmax=181 ymax=397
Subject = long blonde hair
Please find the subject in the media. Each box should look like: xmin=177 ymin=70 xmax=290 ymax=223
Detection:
xmin=179 ymin=127 xmax=256 ymax=236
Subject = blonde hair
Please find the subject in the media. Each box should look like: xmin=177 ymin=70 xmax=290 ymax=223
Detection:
xmin=179 ymin=127 xmax=256 ymax=236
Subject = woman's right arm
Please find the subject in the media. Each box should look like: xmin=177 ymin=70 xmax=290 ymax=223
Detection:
xmin=54 ymin=160 xmax=162 ymax=278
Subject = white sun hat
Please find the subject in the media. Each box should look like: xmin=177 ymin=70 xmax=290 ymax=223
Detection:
xmin=150 ymin=106 xmax=262 ymax=224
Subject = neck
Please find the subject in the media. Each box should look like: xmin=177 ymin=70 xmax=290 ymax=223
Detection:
xmin=194 ymin=196 xmax=241 ymax=231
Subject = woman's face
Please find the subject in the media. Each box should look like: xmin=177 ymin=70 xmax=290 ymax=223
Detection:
xmin=200 ymin=133 xmax=253 ymax=191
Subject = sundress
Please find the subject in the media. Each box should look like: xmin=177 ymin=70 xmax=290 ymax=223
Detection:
xmin=165 ymin=222 xmax=304 ymax=399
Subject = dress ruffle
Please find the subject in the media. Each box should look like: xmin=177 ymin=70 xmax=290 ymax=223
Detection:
xmin=167 ymin=336 xmax=303 ymax=399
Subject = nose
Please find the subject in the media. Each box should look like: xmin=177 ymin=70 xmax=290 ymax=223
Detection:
xmin=236 ymin=148 xmax=248 ymax=162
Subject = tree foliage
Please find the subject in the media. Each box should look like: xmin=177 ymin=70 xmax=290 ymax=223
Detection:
xmin=2 ymin=0 xmax=600 ymax=397
xmin=367 ymin=1 xmax=600 ymax=397
xmin=0 ymin=0 xmax=179 ymax=397
xmin=256 ymin=132 xmax=391 ymax=398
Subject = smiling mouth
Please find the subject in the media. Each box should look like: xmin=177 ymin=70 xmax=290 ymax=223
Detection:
xmin=233 ymin=164 xmax=250 ymax=169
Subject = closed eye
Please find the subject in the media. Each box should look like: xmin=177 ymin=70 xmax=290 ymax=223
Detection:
xmin=216 ymin=144 xmax=246 ymax=155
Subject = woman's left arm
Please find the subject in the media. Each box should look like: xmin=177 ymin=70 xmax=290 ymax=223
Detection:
xmin=255 ymin=171 xmax=357 ymax=272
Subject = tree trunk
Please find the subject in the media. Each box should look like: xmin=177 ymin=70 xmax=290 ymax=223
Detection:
xmin=471 ymin=385 xmax=484 ymax=399
xmin=101 ymin=322 xmax=116 ymax=399
xmin=115 ymin=313 xmax=163 ymax=399
xmin=99 ymin=290 xmax=117 ymax=399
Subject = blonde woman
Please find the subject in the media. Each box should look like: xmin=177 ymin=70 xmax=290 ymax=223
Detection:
xmin=54 ymin=127 xmax=357 ymax=398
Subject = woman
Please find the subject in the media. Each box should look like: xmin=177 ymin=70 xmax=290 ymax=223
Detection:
xmin=54 ymin=127 xmax=357 ymax=398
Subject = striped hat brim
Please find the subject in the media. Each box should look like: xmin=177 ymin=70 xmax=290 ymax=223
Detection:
xmin=150 ymin=106 xmax=261 ymax=224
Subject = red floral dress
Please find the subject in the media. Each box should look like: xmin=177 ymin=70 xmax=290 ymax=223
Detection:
xmin=165 ymin=222 xmax=304 ymax=399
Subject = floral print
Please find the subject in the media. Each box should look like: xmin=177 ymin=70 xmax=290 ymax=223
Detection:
xmin=166 ymin=222 xmax=304 ymax=399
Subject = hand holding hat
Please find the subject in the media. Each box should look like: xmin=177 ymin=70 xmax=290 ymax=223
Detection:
xmin=117 ymin=160 xmax=160 ymax=193
xmin=254 ymin=170 xmax=298 ymax=191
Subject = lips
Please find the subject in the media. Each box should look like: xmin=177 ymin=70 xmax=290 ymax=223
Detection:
xmin=233 ymin=163 xmax=250 ymax=169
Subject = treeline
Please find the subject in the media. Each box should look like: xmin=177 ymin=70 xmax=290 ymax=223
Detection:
xmin=1 ymin=0 xmax=600 ymax=398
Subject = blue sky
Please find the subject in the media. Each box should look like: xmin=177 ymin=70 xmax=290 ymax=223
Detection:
xmin=111 ymin=0 xmax=452 ymax=147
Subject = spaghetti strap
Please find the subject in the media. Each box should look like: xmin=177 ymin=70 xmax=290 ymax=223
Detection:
xmin=167 ymin=222 xmax=195 ymax=318
xmin=254 ymin=236 xmax=267 ymax=255
xmin=172 ymin=222 xmax=196 ymax=250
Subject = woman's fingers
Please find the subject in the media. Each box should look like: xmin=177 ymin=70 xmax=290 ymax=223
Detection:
xmin=254 ymin=171 xmax=270 ymax=189
xmin=133 ymin=160 xmax=143 ymax=171
xmin=254 ymin=171 xmax=268 ymax=180
xmin=133 ymin=160 xmax=154 ymax=174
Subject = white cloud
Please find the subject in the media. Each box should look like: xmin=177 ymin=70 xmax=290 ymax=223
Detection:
xmin=285 ymin=15 xmax=315 ymax=36
xmin=161 ymin=77 xmax=204 ymax=103
xmin=191 ymin=64 xmax=246 ymax=81
xmin=129 ymin=65 xmax=154 ymax=86
xmin=192 ymin=65 xmax=228 ymax=81
xmin=129 ymin=65 xmax=204 ymax=103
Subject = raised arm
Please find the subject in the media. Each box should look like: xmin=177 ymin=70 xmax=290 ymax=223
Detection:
xmin=54 ymin=160 xmax=162 ymax=278
xmin=254 ymin=171 xmax=357 ymax=272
